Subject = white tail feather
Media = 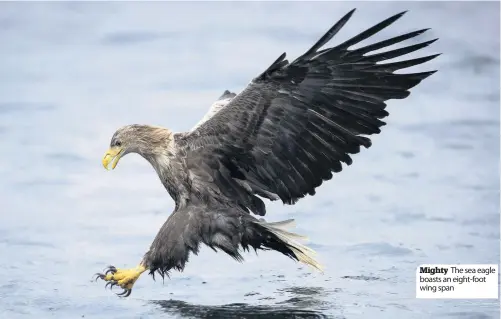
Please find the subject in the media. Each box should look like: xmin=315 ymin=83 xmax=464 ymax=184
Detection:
xmin=258 ymin=219 xmax=324 ymax=272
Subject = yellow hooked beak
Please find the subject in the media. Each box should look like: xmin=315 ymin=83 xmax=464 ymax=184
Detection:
xmin=102 ymin=146 xmax=124 ymax=170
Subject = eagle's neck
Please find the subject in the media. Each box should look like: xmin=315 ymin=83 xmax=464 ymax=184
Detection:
xmin=130 ymin=127 xmax=188 ymax=207
xmin=145 ymin=151 xmax=189 ymax=209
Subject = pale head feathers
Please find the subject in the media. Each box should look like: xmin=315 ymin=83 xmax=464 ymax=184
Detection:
xmin=110 ymin=124 xmax=174 ymax=157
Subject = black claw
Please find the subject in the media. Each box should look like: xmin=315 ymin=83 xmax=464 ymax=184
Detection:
xmin=105 ymin=266 xmax=117 ymax=275
xmin=94 ymin=265 xmax=133 ymax=298
xmin=116 ymin=288 xmax=131 ymax=297
xmin=105 ymin=281 xmax=116 ymax=289
xmin=116 ymin=288 xmax=126 ymax=296
xmin=94 ymin=273 xmax=105 ymax=282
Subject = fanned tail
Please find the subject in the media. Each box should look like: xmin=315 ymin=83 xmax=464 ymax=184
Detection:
xmin=252 ymin=219 xmax=324 ymax=272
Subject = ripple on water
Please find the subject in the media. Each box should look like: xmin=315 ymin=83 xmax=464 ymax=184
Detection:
xmin=440 ymin=311 xmax=495 ymax=319
xmin=150 ymin=299 xmax=332 ymax=319
xmin=345 ymin=242 xmax=414 ymax=257
xmin=100 ymin=31 xmax=178 ymax=45
xmin=341 ymin=275 xmax=383 ymax=282
xmin=0 ymin=102 xmax=56 ymax=115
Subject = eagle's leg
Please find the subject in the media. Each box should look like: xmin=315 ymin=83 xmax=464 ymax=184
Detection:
xmin=94 ymin=264 xmax=147 ymax=297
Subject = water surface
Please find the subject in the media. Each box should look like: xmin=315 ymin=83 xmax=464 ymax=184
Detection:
xmin=0 ymin=2 xmax=499 ymax=318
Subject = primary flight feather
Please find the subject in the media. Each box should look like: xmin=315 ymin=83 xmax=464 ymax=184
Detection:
xmin=95 ymin=9 xmax=439 ymax=297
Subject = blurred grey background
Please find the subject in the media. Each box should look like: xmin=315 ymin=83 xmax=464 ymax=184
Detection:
xmin=0 ymin=1 xmax=499 ymax=319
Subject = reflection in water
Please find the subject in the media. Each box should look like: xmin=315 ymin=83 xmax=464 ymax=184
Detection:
xmin=151 ymin=286 xmax=334 ymax=318
xmin=151 ymin=299 xmax=330 ymax=319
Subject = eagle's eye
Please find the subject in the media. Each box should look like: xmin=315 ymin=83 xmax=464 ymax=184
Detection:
xmin=114 ymin=141 xmax=122 ymax=147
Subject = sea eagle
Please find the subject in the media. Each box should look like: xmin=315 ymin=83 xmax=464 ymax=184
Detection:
xmin=94 ymin=9 xmax=439 ymax=297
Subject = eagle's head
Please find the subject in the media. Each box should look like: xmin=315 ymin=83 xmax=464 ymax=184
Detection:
xmin=102 ymin=124 xmax=172 ymax=170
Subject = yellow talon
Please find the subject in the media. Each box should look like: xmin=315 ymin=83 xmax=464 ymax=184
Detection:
xmin=95 ymin=264 xmax=146 ymax=297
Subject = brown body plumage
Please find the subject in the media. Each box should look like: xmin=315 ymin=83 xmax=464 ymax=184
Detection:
xmin=95 ymin=9 xmax=439 ymax=297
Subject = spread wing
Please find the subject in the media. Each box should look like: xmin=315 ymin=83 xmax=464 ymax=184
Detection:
xmin=190 ymin=90 xmax=237 ymax=132
xmin=175 ymin=9 xmax=439 ymax=215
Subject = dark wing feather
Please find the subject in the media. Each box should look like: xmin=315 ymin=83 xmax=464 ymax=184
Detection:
xmin=176 ymin=9 xmax=439 ymax=212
